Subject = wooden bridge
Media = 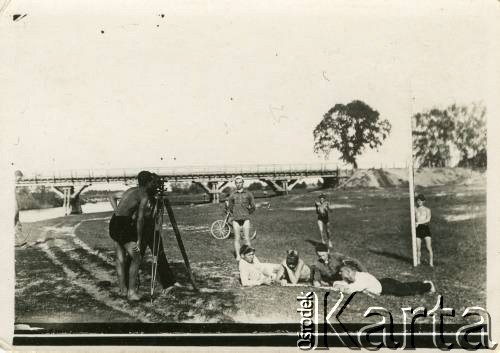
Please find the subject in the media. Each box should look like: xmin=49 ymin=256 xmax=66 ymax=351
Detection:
xmin=15 ymin=163 xmax=353 ymax=204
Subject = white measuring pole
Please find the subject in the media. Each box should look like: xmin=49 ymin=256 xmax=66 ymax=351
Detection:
xmin=408 ymin=98 xmax=418 ymax=266
xmin=408 ymin=161 xmax=417 ymax=267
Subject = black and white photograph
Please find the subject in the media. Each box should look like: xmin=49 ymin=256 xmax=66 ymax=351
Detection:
xmin=1 ymin=0 xmax=499 ymax=350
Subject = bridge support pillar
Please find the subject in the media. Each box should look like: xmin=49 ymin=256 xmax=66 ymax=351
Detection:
xmin=53 ymin=186 xmax=74 ymax=215
xmin=262 ymin=178 xmax=300 ymax=195
xmin=194 ymin=181 xmax=228 ymax=203
xmin=321 ymin=177 xmax=338 ymax=189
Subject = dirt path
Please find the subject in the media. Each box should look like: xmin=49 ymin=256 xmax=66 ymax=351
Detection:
xmin=16 ymin=217 xmax=239 ymax=323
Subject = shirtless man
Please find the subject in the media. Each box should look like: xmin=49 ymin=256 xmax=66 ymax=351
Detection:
xmin=315 ymin=194 xmax=331 ymax=247
xmin=415 ymin=194 xmax=433 ymax=267
xmin=108 ymin=170 xmax=155 ymax=301
xmin=109 ymin=174 xmax=180 ymax=295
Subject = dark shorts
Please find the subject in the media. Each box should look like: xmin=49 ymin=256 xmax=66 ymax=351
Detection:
xmin=416 ymin=224 xmax=431 ymax=239
xmin=233 ymin=219 xmax=249 ymax=226
xmin=109 ymin=215 xmax=137 ymax=245
xmin=318 ymin=215 xmax=329 ymax=223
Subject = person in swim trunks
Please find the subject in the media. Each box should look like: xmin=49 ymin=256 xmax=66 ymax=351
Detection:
xmin=225 ymin=176 xmax=256 ymax=261
xmin=315 ymin=193 xmax=331 ymax=247
xmin=415 ymin=194 xmax=433 ymax=267
xmin=108 ymin=170 xmax=156 ymax=301
xmin=109 ymin=173 xmax=179 ymax=295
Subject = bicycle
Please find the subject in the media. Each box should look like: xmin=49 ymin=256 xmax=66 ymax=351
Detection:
xmin=210 ymin=211 xmax=257 ymax=240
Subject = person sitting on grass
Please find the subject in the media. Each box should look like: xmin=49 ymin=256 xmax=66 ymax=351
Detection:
xmin=276 ymin=250 xmax=311 ymax=286
xmin=239 ymin=245 xmax=280 ymax=287
xmin=415 ymin=194 xmax=434 ymax=267
xmin=311 ymin=244 xmax=366 ymax=287
xmin=332 ymin=264 xmax=435 ymax=297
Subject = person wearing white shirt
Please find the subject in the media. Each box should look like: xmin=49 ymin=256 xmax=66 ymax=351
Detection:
xmin=239 ymin=245 xmax=280 ymax=287
xmin=333 ymin=265 xmax=435 ymax=297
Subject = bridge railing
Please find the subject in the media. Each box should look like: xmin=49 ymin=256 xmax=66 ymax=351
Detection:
xmin=17 ymin=163 xmax=344 ymax=183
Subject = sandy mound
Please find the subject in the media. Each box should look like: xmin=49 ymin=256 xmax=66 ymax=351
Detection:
xmin=340 ymin=168 xmax=485 ymax=189
xmin=340 ymin=169 xmax=407 ymax=188
xmin=414 ymin=168 xmax=485 ymax=187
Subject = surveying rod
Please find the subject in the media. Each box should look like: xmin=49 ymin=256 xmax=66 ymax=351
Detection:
xmin=408 ymin=109 xmax=418 ymax=267
xmin=408 ymin=161 xmax=418 ymax=267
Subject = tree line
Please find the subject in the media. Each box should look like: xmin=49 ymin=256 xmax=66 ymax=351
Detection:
xmin=313 ymin=100 xmax=486 ymax=170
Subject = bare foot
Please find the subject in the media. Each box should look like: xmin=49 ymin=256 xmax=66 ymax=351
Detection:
xmin=127 ymin=291 xmax=142 ymax=301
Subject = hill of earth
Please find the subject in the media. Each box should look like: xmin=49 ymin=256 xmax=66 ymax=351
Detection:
xmin=340 ymin=168 xmax=485 ymax=189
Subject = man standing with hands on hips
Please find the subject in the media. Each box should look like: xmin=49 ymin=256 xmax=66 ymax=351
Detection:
xmin=226 ymin=176 xmax=256 ymax=261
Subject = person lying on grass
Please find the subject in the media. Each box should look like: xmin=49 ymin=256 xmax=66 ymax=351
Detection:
xmin=332 ymin=264 xmax=436 ymax=297
xmin=276 ymin=250 xmax=312 ymax=286
xmin=239 ymin=245 xmax=280 ymax=286
xmin=311 ymin=244 xmax=366 ymax=287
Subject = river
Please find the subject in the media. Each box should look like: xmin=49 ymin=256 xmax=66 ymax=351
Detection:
xmin=19 ymin=202 xmax=113 ymax=223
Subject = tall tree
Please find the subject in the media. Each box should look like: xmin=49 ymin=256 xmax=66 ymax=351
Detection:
xmin=412 ymin=102 xmax=487 ymax=168
xmin=412 ymin=108 xmax=455 ymax=167
xmin=448 ymin=103 xmax=487 ymax=168
xmin=313 ymin=100 xmax=391 ymax=169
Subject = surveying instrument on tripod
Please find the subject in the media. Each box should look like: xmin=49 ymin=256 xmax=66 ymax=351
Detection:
xmin=149 ymin=177 xmax=198 ymax=302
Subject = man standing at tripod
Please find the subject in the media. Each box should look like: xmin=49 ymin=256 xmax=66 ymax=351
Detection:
xmin=226 ymin=175 xmax=256 ymax=261
xmin=108 ymin=170 xmax=155 ymax=301
xmin=109 ymin=174 xmax=180 ymax=296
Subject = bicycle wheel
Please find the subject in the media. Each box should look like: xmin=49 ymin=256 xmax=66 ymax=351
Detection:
xmin=210 ymin=220 xmax=231 ymax=240
xmin=250 ymin=229 xmax=257 ymax=241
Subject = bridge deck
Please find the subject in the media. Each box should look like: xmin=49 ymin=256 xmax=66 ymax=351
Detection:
xmin=16 ymin=164 xmax=352 ymax=186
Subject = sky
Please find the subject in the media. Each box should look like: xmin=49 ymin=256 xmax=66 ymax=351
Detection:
xmin=1 ymin=0 xmax=499 ymax=177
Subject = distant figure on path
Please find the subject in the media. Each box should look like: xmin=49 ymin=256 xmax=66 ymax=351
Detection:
xmin=315 ymin=193 xmax=331 ymax=247
xmin=14 ymin=170 xmax=23 ymax=226
xmin=226 ymin=176 xmax=256 ymax=261
xmin=68 ymin=185 xmax=90 ymax=214
xmin=415 ymin=194 xmax=433 ymax=267
xmin=108 ymin=171 xmax=155 ymax=301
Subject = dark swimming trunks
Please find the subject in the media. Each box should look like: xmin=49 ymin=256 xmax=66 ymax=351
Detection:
xmin=318 ymin=214 xmax=329 ymax=223
xmin=416 ymin=224 xmax=431 ymax=238
xmin=109 ymin=214 xmax=137 ymax=245
xmin=233 ymin=219 xmax=248 ymax=226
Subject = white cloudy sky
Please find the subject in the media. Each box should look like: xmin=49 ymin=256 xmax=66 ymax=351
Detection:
xmin=1 ymin=0 xmax=499 ymax=176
